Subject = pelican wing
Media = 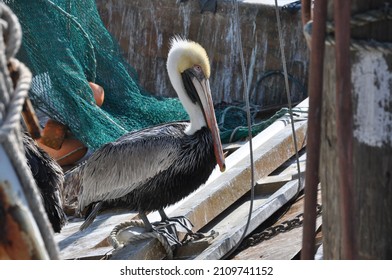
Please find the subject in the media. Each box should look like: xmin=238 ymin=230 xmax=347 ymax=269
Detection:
xmin=78 ymin=122 xmax=188 ymax=210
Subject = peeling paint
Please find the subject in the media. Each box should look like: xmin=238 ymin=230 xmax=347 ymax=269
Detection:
xmin=352 ymin=50 xmax=392 ymax=147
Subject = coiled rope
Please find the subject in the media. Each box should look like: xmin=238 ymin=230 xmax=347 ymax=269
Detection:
xmin=108 ymin=220 xmax=175 ymax=259
xmin=0 ymin=3 xmax=59 ymax=259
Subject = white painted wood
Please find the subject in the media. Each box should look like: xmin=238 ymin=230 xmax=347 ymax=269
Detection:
xmin=352 ymin=50 xmax=392 ymax=148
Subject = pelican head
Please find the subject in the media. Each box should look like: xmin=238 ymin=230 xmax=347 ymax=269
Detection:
xmin=167 ymin=36 xmax=225 ymax=172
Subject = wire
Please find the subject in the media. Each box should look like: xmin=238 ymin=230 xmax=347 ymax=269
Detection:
xmin=222 ymin=0 xmax=255 ymax=259
xmin=222 ymin=1 xmax=304 ymax=259
xmin=274 ymin=0 xmax=302 ymax=195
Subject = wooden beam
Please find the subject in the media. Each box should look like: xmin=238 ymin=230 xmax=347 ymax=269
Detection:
xmin=196 ymin=152 xmax=308 ymax=260
xmin=231 ymin=184 xmax=322 ymax=260
xmin=21 ymin=97 xmax=41 ymax=139
xmin=55 ymin=211 xmax=136 ymax=259
xmin=111 ymin=236 xmax=168 ymax=260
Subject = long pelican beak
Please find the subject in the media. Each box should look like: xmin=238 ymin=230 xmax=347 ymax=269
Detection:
xmin=183 ymin=69 xmax=226 ymax=172
xmin=197 ymin=78 xmax=226 ymax=172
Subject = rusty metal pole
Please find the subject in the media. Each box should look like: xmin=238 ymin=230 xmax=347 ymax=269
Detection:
xmin=300 ymin=0 xmax=311 ymax=26
xmin=333 ymin=0 xmax=356 ymax=259
xmin=301 ymin=0 xmax=327 ymax=260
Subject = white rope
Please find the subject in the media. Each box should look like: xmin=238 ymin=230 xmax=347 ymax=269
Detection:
xmin=0 ymin=59 xmax=31 ymax=140
xmin=0 ymin=3 xmax=60 ymax=259
xmin=108 ymin=220 xmax=174 ymax=259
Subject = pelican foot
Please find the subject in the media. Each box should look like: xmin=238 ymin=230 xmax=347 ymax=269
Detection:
xmin=158 ymin=209 xmax=194 ymax=233
xmin=150 ymin=220 xmax=183 ymax=247
xmin=140 ymin=211 xmax=193 ymax=248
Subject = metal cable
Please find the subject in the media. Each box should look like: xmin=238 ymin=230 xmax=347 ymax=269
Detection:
xmin=274 ymin=0 xmax=302 ymax=195
xmin=221 ymin=0 xmax=255 ymax=259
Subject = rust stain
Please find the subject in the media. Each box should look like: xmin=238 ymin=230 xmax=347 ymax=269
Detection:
xmin=0 ymin=181 xmax=37 ymax=259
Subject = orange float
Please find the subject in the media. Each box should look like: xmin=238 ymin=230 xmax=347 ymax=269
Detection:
xmin=36 ymin=82 xmax=105 ymax=167
xmin=37 ymin=137 xmax=88 ymax=167
xmin=89 ymin=82 xmax=105 ymax=107
xmin=39 ymin=119 xmax=67 ymax=150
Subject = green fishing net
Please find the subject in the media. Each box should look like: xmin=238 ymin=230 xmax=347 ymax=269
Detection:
xmin=5 ymin=0 xmax=186 ymax=150
xmin=5 ymin=0 xmax=300 ymax=149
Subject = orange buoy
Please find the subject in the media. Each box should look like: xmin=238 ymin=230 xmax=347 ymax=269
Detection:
xmin=39 ymin=119 xmax=67 ymax=150
xmin=37 ymin=138 xmax=88 ymax=167
xmin=89 ymin=82 xmax=105 ymax=107
xmin=34 ymin=82 xmax=104 ymax=166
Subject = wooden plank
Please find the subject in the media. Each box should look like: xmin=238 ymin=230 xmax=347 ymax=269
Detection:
xmin=21 ymin=97 xmax=41 ymax=139
xmin=55 ymin=211 xmax=136 ymax=259
xmin=196 ymin=179 xmax=304 ymax=260
xmin=236 ymin=218 xmax=322 ymax=260
xmin=194 ymin=152 xmax=307 ymax=260
xmin=111 ymin=237 xmax=167 ymax=260
xmin=232 ymin=190 xmax=322 ymax=260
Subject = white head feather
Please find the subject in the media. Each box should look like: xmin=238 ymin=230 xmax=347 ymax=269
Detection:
xmin=166 ymin=37 xmax=211 ymax=134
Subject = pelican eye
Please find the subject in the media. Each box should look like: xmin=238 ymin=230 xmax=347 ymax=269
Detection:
xmin=194 ymin=65 xmax=202 ymax=73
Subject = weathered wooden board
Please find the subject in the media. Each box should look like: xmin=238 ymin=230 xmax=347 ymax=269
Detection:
xmin=195 ymin=152 xmax=307 ymax=260
xmin=237 ymin=217 xmax=322 ymax=260
xmin=232 ymin=190 xmax=322 ymax=260
xmin=55 ymin=211 xmax=136 ymax=259
xmin=196 ymin=179 xmax=305 ymax=260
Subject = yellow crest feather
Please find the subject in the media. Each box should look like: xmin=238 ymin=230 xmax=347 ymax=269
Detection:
xmin=169 ymin=37 xmax=210 ymax=78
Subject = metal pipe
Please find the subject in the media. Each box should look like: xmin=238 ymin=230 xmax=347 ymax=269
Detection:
xmin=301 ymin=0 xmax=327 ymax=260
xmin=333 ymin=0 xmax=356 ymax=259
xmin=301 ymin=0 xmax=312 ymax=25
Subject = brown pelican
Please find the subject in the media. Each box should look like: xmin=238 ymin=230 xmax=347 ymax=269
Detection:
xmin=23 ymin=133 xmax=67 ymax=233
xmin=72 ymin=37 xmax=226 ymax=232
